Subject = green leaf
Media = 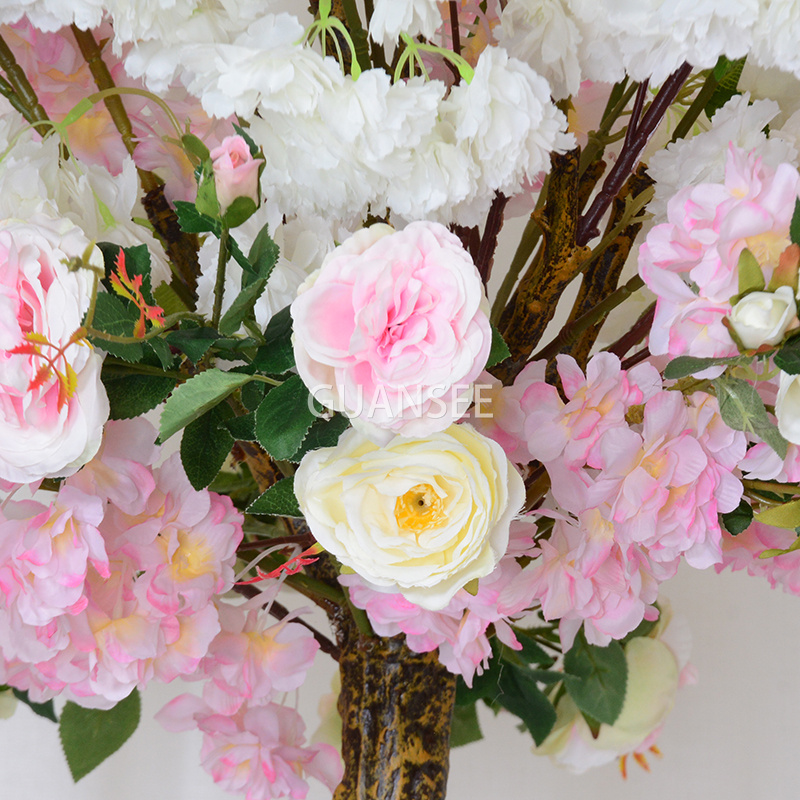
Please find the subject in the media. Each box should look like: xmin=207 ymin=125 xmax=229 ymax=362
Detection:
xmin=222 ymin=195 xmax=258 ymax=229
xmin=159 ymin=369 xmax=253 ymax=442
xmin=253 ymin=306 xmax=295 ymax=374
xmin=241 ymin=380 xmax=267 ymax=411
xmin=721 ymin=497 xmax=754 ymax=535
xmin=509 ymin=628 xmax=556 ymax=667
xmin=791 ymin=197 xmax=800 ymax=247
xmin=153 ymin=282 xmax=189 ymax=317
xmin=224 ymin=412 xmax=257 ymax=441
xmin=89 ymin=293 xmax=143 ymax=362
xmin=104 ymin=374 xmax=175 ymax=420
xmin=663 ymin=353 xmax=748 ymax=379
xmin=181 ymin=404 xmax=235 ymax=489
xmin=233 ymin=123 xmax=260 ymax=158
xmin=288 ymin=414 xmax=350 ymax=461
xmin=247 ymin=476 xmax=302 ymax=516
xmin=754 ymin=498 xmax=800 ymax=530
xmin=255 ymin=374 xmax=319 ymax=460
xmin=173 ymin=200 xmax=218 ymax=234
xmin=450 ymin=702 xmax=483 ymax=748
xmin=737 ymin=248 xmax=766 ymax=298
xmin=495 ymin=666 xmax=557 ymax=746
xmin=563 ymin=633 xmax=627 ymax=726
xmin=705 ymin=57 xmax=745 ymax=119
xmin=165 ymin=327 xmax=221 ymax=363
xmin=218 ymin=277 xmax=268 ymax=336
xmin=713 ymin=375 xmax=788 ymax=459
xmin=487 ymin=324 xmax=511 ymax=368
xmin=247 ymin=224 xmax=280 ymax=283
xmin=775 ymin=336 xmax=800 ymax=375
xmin=146 ymin=336 xmax=175 ymax=370
xmin=11 ymin=689 xmax=57 ymax=722
xmin=59 ymin=690 xmax=140 ymax=782
xmin=181 ymin=132 xmax=210 ymax=162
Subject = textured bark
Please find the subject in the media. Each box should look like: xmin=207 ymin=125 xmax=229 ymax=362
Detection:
xmin=333 ymin=624 xmax=457 ymax=800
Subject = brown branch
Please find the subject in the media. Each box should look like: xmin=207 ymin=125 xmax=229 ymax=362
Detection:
xmin=449 ymin=1 xmax=462 ymax=59
xmin=607 ymin=302 xmax=656 ymax=360
xmin=0 ymin=34 xmax=51 ymax=137
xmin=577 ymin=62 xmax=692 ymax=246
xmin=475 ymin=191 xmax=508 ymax=285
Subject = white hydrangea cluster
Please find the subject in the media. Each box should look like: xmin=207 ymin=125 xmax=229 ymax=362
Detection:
xmin=647 ymin=95 xmax=799 ymax=223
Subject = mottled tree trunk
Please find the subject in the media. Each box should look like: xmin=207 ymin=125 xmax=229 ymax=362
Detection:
xmin=332 ymin=610 xmax=457 ymax=800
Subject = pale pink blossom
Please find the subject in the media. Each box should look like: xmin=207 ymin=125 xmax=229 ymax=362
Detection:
xmin=640 ymin=145 xmax=800 ymax=365
xmin=291 ymin=221 xmax=492 ymax=442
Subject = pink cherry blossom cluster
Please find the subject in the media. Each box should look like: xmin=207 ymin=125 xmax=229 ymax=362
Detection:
xmin=639 ymin=144 xmax=800 ymax=366
xmin=158 ymin=594 xmax=343 ymax=800
xmin=339 ymin=519 xmax=540 ymax=686
xmin=479 ymin=353 xmax=746 ymax=649
xmin=0 ymin=418 xmax=243 ymax=707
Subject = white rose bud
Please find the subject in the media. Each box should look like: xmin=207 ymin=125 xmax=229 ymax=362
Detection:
xmin=729 ymin=286 xmax=797 ymax=349
xmin=776 ymin=370 xmax=800 ymax=445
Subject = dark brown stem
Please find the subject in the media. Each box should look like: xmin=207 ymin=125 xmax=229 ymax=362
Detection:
xmin=449 ymin=1 xmax=462 ymax=59
xmin=607 ymin=302 xmax=655 ymax=360
xmin=475 ymin=191 xmax=508 ymax=285
xmin=623 ymin=79 xmax=649 ymax=152
xmin=621 ymin=347 xmax=651 ymax=370
xmin=577 ymin=62 xmax=692 ymax=246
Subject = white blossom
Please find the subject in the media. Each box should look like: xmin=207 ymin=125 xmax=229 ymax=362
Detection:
xmin=369 ymin=0 xmax=443 ymax=46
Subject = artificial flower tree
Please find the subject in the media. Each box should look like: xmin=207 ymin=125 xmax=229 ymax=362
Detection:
xmin=1 ymin=1 xmax=800 ymax=799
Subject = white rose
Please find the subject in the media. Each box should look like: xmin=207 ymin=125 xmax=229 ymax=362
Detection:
xmin=294 ymin=423 xmax=525 ymax=611
xmin=0 ymin=216 xmax=109 ymax=483
xmin=776 ymin=369 xmax=800 ymax=445
xmin=729 ymin=286 xmax=797 ymax=349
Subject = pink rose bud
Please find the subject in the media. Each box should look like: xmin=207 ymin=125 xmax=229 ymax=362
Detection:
xmin=209 ymin=135 xmax=261 ymax=215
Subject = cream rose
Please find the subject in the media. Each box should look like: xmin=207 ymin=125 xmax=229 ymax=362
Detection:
xmin=728 ymin=286 xmax=797 ymax=349
xmin=294 ymin=423 xmax=525 ymax=611
xmin=776 ymin=369 xmax=800 ymax=444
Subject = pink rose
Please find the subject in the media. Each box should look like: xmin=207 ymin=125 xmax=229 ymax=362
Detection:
xmin=0 ymin=216 xmax=109 ymax=483
xmin=291 ymin=221 xmax=492 ymax=441
xmin=209 ymin=135 xmax=261 ymax=214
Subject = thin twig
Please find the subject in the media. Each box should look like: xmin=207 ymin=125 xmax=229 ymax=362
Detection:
xmin=475 ymin=191 xmax=508 ymax=285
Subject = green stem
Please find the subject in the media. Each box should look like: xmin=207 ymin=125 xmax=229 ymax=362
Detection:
xmin=101 ymin=358 xmax=185 ymax=380
xmin=670 ymin=68 xmax=719 ymax=143
xmin=83 ymin=273 xmax=100 ymax=330
xmin=86 ymin=311 xmax=200 ymax=344
xmin=340 ymin=0 xmax=372 ymax=73
xmin=0 ymin=34 xmax=51 ymax=136
xmin=212 ymin=226 xmax=230 ymax=330
xmin=742 ymin=480 xmax=800 ymax=496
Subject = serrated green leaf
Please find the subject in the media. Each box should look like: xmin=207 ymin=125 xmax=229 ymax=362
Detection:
xmin=218 ymin=277 xmax=268 ymax=336
xmin=714 ymin=375 xmax=788 ymax=459
xmin=153 ymin=282 xmax=189 ymax=317
xmin=509 ymin=628 xmax=556 ymax=667
xmin=247 ymin=224 xmax=280 ymax=283
xmin=721 ymin=497 xmax=754 ymax=535
xmin=706 ymin=57 xmax=745 ymax=120
xmin=181 ymin=404 xmax=235 ymax=489
xmin=104 ymin=374 xmax=175 ymax=420
xmin=241 ymin=380 xmax=267 ymax=411
xmin=775 ymin=337 xmax=800 ymax=375
xmin=563 ymin=633 xmax=627 ymax=726
xmin=450 ymin=702 xmax=483 ymax=748
xmin=146 ymin=337 xmax=175 ymax=370
xmin=174 ymin=200 xmax=218 ymax=234
xmin=791 ymin=198 xmax=800 ymax=247
xmin=159 ymin=369 xmax=253 ymax=442
xmin=11 ymin=689 xmax=57 ymax=722
xmin=754 ymin=498 xmax=800 ymax=530
xmin=247 ymin=476 xmax=302 ymax=516
xmin=59 ymin=690 xmax=140 ymax=782
xmin=663 ymin=353 xmax=747 ymax=380
xmin=89 ymin=292 xmax=143 ymax=362
xmin=487 ymin=324 xmax=511 ymax=368
xmin=225 ymin=412 xmax=257 ymax=441
xmin=252 ymin=306 xmax=294 ymax=373
xmin=165 ymin=327 xmax=221 ymax=363
xmin=289 ymin=414 xmax=350 ymax=462
xmin=233 ymin=123 xmax=260 ymax=158
xmin=255 ymin=374 xmax=318 ymax=460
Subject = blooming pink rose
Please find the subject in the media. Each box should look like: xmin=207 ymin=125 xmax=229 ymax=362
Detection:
xmin=291 ymin=221 xmax=492 ymax=441
xmin=0 ymin=216 xmax=109 ymax=483
xmin=209 ymin=135 xmax=261 ymax=215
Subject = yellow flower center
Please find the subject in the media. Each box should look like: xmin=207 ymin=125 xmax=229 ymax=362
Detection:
xmin=394 ymin=483 xmax=446 ymax=532
xmin=745 ymin=231 xmax=790 ymax=270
